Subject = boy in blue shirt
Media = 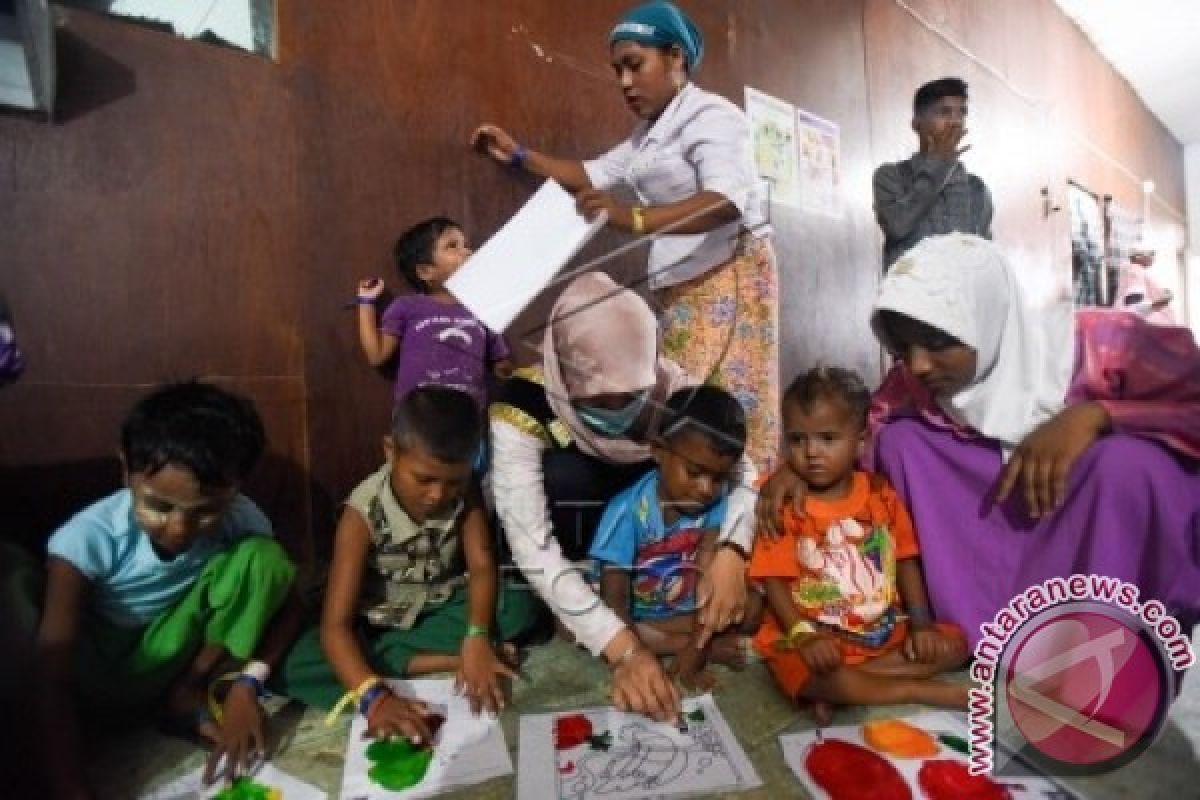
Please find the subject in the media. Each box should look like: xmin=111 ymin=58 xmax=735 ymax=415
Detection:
xmin=590 ymin=386 xmax=761 ymax=690
xmin=34 ymin=381 xmax=302 ymax=797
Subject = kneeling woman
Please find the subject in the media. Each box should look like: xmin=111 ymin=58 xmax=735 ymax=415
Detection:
xmin=490 ymin=272 xmax=757 ymax=723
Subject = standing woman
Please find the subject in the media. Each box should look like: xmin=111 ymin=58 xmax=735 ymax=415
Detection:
xmin=473 ymin=0 xmax=780 ymax=473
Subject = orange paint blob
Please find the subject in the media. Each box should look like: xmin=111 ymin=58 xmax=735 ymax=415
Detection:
xmin=862 ymin=719 xmax=940 ymax=758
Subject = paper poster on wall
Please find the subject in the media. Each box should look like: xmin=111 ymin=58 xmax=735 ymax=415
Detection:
xmin=795 ymin=108 xmax=842 ymax=218
xmin=744 ymin=87 xmax=800 ymax=209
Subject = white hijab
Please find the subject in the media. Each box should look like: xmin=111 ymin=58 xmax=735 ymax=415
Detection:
xmin=871 ymin=234 xmax=1074 ymax=450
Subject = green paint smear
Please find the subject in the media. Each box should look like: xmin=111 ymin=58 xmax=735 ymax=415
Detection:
xmin=212 ymin=777 xmax=275 ymax=800
xmin=366 ymin=738 xmax=435 ymax=791
xmin=938 ymin=733 xmax=970 ymax=754
xmin=687 ymin=708 xmax=706 ymax=722
xmin=587 ymin=731 xmax=613 ymax=751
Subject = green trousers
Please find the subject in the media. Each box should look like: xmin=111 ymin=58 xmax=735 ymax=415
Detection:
xmin=0 ymin=536 xmax=295 ymax=713
xmin=273 ymin=582 xmax=541 ymax=710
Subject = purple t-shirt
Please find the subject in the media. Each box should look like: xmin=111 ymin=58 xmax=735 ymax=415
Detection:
xmin=380 ymin=295 xmax=509 ymax=407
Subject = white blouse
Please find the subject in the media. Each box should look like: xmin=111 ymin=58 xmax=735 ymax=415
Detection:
xmin=583 ymin=83 xmax=769 ymax=290
xmin=490 ymin=418 xmax=758 ymax=657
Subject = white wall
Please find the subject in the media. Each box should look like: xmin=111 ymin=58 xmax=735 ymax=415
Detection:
xmin=1186 ymin=144 xmax=1200 ymax=337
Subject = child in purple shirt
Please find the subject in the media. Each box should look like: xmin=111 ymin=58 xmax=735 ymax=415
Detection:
xmin=356 ymin=217 xmax=511 ymax=409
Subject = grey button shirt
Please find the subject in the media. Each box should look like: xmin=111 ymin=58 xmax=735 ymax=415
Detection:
xmin=873 ymin=154 xmax=993 ymax=270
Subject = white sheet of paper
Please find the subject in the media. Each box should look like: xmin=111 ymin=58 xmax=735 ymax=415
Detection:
xmin=444 ymin=179 xmax=607 ymax=332
xmin=340 ymin=678 xmax=513 ymax=800
xmin=140 ymin=762 xmax=325 ymax=800
xmin=517 ymin=693 xmax=761 ymax=800
xmin=779 ymin=710 xmax=1087 ymax=800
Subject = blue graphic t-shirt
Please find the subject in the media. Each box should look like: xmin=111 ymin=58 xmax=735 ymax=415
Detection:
xmin=589 ymin=470 xmax=729 ymax=621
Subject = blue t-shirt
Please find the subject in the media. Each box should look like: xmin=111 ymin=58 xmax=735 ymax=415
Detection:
xmin=589 ymin=470 xmax=729 ymax=622
xmin=46 ymin=489 xmax=273 ymax=627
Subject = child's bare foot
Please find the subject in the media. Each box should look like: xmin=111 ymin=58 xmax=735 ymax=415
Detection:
xmin=708 ymin=634 xmax=749 ymax=670
xmin=812 ymin=700 xmax=835 ymax=727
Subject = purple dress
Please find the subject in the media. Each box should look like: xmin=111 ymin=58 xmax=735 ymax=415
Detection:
xmin=380 ymin=295 xmax=509 ymax=408
xmin=870 ymin=312 xmax=1200 ymax=649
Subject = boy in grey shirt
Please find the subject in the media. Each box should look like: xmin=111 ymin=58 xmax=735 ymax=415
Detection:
xmin=873 ymin=77 xmax=993 ymax=270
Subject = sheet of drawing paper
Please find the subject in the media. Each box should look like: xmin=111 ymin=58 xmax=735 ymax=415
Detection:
xmin=517 ymin=693 xmax=762 ymax=800
xmin=340 ymin=678 xmax=512 ymax=800
xmin=444 ymin=179 xmax=607 ymax=332
xmin=780 ymin=710 xmax=1088 ymax=800
xmin=140 ymin=762 xmax=325 ymax=799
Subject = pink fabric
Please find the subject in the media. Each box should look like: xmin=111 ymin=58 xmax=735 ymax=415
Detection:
xmin=867 ymin=310 xmax=1200 ymax=465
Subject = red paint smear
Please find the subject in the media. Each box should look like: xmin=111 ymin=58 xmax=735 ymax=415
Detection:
xmin=554 ymin=714 xmax=593 ymax=750
xmin=558 ymin=761 xmax=575 ymax=775
xmin=917 ymin=760 xmax=1012 ymax=800
xmin=805 ymin=739 xmax=911 ymax=800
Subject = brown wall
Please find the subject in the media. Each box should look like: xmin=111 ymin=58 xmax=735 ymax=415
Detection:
xmin=0 ymin=0 xmax=1186 ymax=557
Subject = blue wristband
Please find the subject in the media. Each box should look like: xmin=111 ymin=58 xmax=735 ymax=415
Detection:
xmin=509 ymin=144 xmax=528 ymax=169
xmin=358 ymin=683 xmax=391 ymax=717
xmin=233 ymin=673 xmax=266 ymax=699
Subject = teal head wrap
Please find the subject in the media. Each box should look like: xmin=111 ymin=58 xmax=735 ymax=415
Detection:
xmin=609 ymin=1 xmax=704 ymax=73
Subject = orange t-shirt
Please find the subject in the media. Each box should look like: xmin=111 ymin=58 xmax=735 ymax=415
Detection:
xmin=750 ymin=471 xmax=918 ymax=647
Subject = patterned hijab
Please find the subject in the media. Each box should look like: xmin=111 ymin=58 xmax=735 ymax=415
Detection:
xmin=871 ymin=233 xmax=1074 ymax=450
xmin=542 ymin=272 xmax=692 ymax=463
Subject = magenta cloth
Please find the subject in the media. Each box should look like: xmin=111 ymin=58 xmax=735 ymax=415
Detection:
xmin=868 ymin=311 xmax=1200 ymax=648
xmin=380 ymin=295 xmax=509 ymax=407
xmin=875 ymin=417 xmax=1200 ymax=649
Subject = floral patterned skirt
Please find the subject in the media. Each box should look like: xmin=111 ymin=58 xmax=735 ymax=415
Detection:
xmin=658 ymin=236 xmax=781 ymax=474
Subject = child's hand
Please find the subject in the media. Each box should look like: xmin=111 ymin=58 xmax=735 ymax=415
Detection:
xmin=904 ymin=626 xmax=959 ymax=665
xmin=456 ymin=636 xmax=516 ymax=715
xmin=797 ymin=634 xmax=842 ymax=675
xmin=357 ymin=278 xmax=385 ymax=303
xmin=204 ymin=681 xmax=266 ymax=784
xmin=365 ymin=690 xmax=435 ymax=744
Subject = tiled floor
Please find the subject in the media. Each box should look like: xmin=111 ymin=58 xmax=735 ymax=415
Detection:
xmin=96 ymin=634 xmax=1200 ymax=799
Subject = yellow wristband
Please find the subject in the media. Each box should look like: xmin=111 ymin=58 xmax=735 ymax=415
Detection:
xmin=631 ymin=206 xmax=647 ymax=236
xmin=325 ymin=675 xmax=383 ymax=728
xmin=785 ymin=620 xmax=817 ymax=646
xmin=206 ymin=671 xmax=243 ymax=726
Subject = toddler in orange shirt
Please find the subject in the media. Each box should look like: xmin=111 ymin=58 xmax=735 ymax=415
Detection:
xmin=749 ymin=367 xmax=968 ymax=723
